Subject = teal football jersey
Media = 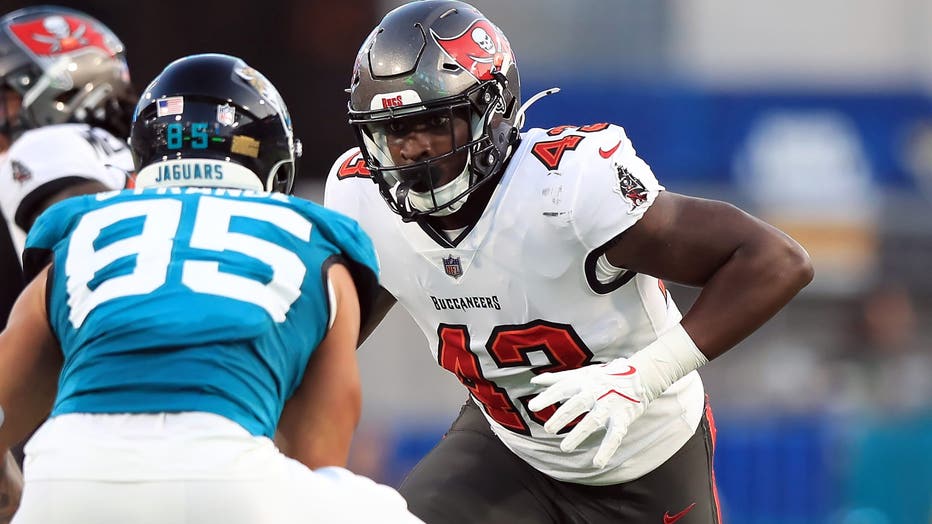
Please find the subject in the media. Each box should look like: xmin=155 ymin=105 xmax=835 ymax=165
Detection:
xmin=25 ymin=187 xmax=378 ymax=438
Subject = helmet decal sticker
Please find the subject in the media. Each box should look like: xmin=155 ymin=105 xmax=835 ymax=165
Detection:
xmin=369 ymin=89 xmax=422 ymax=110
xmin=432 ymin=19 xmax=514 ymax=81
xmin=7 ymin=15 xmax=115 ymax=57
xmin=234 ymin=64 xmax=288 ymax=123
xmin=231 ymin=135 xmax=260 ymax=158
xmin=156 ymin=96 xmax=184 ymax=117
xmin=216 ymin=104 xmax=236 ymax=126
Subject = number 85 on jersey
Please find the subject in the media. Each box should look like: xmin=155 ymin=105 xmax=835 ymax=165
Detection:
xmin=62 ymin=193 xmax=312 ymax=328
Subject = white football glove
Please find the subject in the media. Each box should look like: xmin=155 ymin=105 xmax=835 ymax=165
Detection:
xmin=527 ymin=324 xmax=709 ymax=469
xmin=527 ymin=358 xmax=649 ymax=468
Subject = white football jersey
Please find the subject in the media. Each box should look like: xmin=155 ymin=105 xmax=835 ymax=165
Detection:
xmin=325 ymin=123 xmax=705 ymax=485
xmin=0 ymin=124 xmax=132 ymax=256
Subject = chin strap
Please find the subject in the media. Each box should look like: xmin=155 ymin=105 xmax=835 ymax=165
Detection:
xmin=515 ymin=87 xmax=561 ymax=131
xmin=404 ymin=161 xmax=472 ymax=217
xmin=393 ymin=180 xmax=411 ymax=214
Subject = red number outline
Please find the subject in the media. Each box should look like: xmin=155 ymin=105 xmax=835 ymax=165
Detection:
xmin=337 ymin=150 xmax=371 ymax=179
xmin=531 ymin=135 xmax=584 ymax=170
xmin=532 ymin=123 xmax=612 ymax=170
xmin=437 ymin=321 xmax=593 ymax=435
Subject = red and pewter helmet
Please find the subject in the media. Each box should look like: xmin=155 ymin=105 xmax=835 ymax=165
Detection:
xmin=0 ymin=5 xmax=134 ymax=138
xmin=348 ymin=0 xmax=521 ymax=221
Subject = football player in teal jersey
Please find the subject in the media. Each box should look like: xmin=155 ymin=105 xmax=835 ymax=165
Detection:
xmin=0 ymin=7 xmax=138 ymax=519
xmin=0 ymin=54 xmax=422 ymax=524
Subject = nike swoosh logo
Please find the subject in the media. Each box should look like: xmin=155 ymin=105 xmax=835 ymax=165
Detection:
xmin=598 ymin=140 xmax=622 ymax=158
xmin=608 ymin=366 xmax=636 ymax=377
xmin=663 ymin=502 xmax=697 ymax=524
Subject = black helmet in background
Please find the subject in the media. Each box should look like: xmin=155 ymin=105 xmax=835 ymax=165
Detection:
xmin=0 ymin=5 xmax=134 ymax=138
xmin=348 ymin=0 xmax=521 ymax=221
xmin=130 ymin=53 xmax=301 ymax=193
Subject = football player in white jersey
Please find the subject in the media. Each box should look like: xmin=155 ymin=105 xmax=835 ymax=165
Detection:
xmin=0 ymin=6 xmax=134 ymax=256
xmin=0 ymin=7 xmax=135 ymax=519
xmin=0 ymin=5 xmax=134 ymax=296
xmin=325 ymin=1 xmax=814 ymax=522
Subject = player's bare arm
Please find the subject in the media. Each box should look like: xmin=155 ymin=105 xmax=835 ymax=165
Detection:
xmin=606 ymin=191 xmax=814 ymax=359
xmin=530 ymin=191 xmax=813 ymax=467
xmin=0 ymin=265 xmax=60 ymax=449
xmin=0 ymin=266 xmax=60 ymax=521
xmin=0 ymin=449 xmax=22 ymax=523
xmin=276 ymin=263 xmax=362 ymax=468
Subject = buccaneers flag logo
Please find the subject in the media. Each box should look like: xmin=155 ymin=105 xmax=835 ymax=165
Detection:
xmin=432 ymin=19 xmax=514 ymax=81
xmin=8 ymin=15 xmax=115 ymax=57
xmin=615 ymin=165 xmax=649 ymax=208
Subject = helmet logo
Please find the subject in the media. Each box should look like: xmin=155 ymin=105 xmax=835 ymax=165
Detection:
xmin=216 ymin=103 xmax=236 ymax=126
xmin=432 ymin=19 xmax=514 ymax=81
xmin=381 ymin=95 xmax=404 ymax=109
xmin=234 ymin=64 xmax=288 ymax=123
xmin=368 ymin=89 xmax=422 ymax=111
xmin=8 ymin=15 xmax=113 ymax=57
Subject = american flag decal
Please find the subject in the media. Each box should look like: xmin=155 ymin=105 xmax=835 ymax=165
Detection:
xmin=442 ymin=255 xmax=463 ymax=278
xmin=156 ymin=96 xmax=184 ymax=117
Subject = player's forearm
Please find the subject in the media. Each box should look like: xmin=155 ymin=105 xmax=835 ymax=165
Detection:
xmin=278 ymin=399 xmax=360 ymax=469
xmin=681 ymin=226 xmax=813 ymax=360
xmin=276 ymin=369 xmax=361 ymax=469
xmin=292 ymin=430 xmax=356 ymax=469
xmin=0 ymin=448 xmax=23 ymax=523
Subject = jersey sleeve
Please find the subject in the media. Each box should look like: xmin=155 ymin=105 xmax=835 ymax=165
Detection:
xmin=323 ymin=147 xmax=373 ymax=222
xmin=0 ymin=125 xmax=131 ymax=232
xmin=293 ymin=195 xmax=381 ymax=327
xmin=566 ymin=125 xmax=664 ymax=251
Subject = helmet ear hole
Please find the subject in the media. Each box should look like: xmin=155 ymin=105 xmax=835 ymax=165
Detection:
xmin=268 ymin=161 xmax=296 ymax=194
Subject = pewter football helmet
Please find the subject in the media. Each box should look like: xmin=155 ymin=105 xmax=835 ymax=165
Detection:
xmin=0 ymin=6 xmax=133 ymax=138
xmin=348 ymin=0 xmax=521 ymax=221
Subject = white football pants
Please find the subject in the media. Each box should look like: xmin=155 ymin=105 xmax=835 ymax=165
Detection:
xmin=12 ymin=412 xmax=423 ymax=524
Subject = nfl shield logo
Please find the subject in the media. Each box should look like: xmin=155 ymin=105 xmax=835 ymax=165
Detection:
xmin=216 ymin=103 xmax=236 ymax=126
xmin=442 ymin=255 xmax=463 ymax=278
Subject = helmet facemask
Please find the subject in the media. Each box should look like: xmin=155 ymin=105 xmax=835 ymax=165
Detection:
xmin=347 ymin=0 xmax=521 ymax=222
xmin=351 ymin=78 xmax=516 ymax=222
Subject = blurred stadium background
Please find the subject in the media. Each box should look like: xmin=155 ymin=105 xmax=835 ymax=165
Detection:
xmin=5 ymin=0 xmax=931 ymax=521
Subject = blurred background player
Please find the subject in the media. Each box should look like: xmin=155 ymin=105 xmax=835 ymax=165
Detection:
xmin=0 ymin=4 xmax=135 ymax=316
xmin=325 ymin=1 xmax=812 ymax=522
xmin=0 ymin=7 xmax=136 ymax=506
xmin=0 ymin=53 xmax=421 ymax=523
